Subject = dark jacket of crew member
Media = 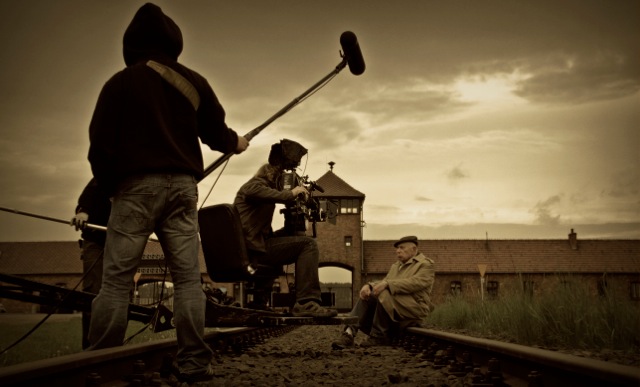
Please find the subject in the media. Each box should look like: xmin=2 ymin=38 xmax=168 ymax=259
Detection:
xmin=234 ymin=172 xmax=298 ymax=253
xmin=88 ymin=4 xmax=241 ymax=194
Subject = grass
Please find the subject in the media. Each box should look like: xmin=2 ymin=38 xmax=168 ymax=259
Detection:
xmin=0 ymin=314 xmax=177 ymax=368
xmin=3 ymin=278 xmax=639 ymax=367
xmin=426 ymin=277 xmax=640 ymax=353
xmin=0 ymin=316 xmax=83 ymax=367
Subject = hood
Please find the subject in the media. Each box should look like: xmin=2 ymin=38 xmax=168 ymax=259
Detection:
xmin=123 ymin=3 xmax=183 ymax=66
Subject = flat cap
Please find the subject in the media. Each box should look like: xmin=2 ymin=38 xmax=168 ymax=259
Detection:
xmin=393 ymin=236 xmax=418 ymax=247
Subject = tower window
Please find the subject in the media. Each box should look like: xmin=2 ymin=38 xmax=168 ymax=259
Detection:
xmin=344 ymin=236 xmax=352 ymax=247
xmin=339 ymin=199 xmax=359 ymax=214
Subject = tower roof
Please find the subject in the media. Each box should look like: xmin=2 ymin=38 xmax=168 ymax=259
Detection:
xmin=315 ymin=170 xmax=365 ymax=199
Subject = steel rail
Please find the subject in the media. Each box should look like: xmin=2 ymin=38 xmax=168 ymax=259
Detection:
xmin=0 ymin=326 xmax=293 ymax=387
xmin=2 ymin=324 xmax=638 ymax=386
xmin=404 ymin=327 xmax=640 ymax=387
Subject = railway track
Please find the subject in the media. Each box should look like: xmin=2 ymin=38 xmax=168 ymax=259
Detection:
xmin=402 ymin=327 xmax=640 ymax=387
xmin=0 ymin=325 xmax=296 ymax=387
xmin=0 ymin=324 xmax=638 ymax=386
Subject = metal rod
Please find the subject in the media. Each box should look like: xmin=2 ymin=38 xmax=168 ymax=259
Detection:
xmin=0 ymin=206 xmax=107 ymax=231
xmin=202 ymin=58 xmax=348 ymax=179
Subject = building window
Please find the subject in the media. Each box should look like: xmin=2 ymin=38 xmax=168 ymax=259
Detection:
xmin=522 ymin=281 xmax=535 ymax=297
xmin=450 ymin=281 xmax=462 ymax=296
xmin=598 ymin=278 xmax=608 ymax=297
xmin=630 ymin=281 xmax=640 ymax=300
xmin=339 ymin=199 xmax=359 ymax=214
xmin=487 ymin=281 xmax=499 ymax=298
xmin=344 ymin=236 xmax=352 ymax=247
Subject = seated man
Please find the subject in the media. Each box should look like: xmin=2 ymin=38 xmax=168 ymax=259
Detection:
xmin=233 ymin=139 xmax=336 ymax=318
xmin=332 ymin=236 xmax=435 ymax=348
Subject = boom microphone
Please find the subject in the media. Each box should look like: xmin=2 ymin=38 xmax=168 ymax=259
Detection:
xmin=202 ymin=31 xmax=366 ymax=180
xmin=340 ymin=31 xmax=366 ymax=75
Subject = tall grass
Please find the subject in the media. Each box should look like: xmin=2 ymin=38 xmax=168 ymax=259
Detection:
xmin=0 ymin=315 xmax=177 ymax=367
xmin=426 ymin=277 xmax=640 ymax=352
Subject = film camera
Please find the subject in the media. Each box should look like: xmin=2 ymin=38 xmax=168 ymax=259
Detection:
xmin=268 ymin=139 xmax=331 ymax=236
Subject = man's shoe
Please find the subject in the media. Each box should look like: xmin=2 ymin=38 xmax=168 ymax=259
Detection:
xmin=169 ymin=364 xmax=215 ymax=385
xmin=359 ymin=336 xmax=388 ymax=348
xmin=291 ymin=301 xmax=338 ymax=317
xmin=331 ymin=331 xmax=355 ymax=350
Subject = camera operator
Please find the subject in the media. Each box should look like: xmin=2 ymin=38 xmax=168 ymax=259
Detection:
xmin=233 ymin=140 xmax=337 ymax=317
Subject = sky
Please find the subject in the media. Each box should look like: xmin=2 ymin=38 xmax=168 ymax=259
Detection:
xmin=1 ymin=0 xmax=639 ymax=244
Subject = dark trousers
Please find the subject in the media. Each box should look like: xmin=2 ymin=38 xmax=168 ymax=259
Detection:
xmin=260 ymin=235 xmax=322 ymax=303
xmin=348 ymin=295 xmax=394 ymax=339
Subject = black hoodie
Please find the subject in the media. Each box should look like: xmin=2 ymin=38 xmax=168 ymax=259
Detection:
xmin=88 ymin=3 xmax=239 ymax=194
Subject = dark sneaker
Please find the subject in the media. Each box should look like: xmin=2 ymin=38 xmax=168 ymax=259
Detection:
xmin=292 ymin=301 xmax=338 ymax=317
xmin=169 ymin=364 xmax=215 ymax=386
xmin=359 ymin=336 xmax=388 ymax=348
xmin=331 ymin=331 xmax=355 ymax=350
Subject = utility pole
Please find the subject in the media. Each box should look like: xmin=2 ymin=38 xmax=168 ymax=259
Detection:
xmin=477 ymin=264 xmax=487 ymax=301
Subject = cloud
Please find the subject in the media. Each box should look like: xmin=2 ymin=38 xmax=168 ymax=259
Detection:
xmin=513 ymin=51 xmax=640 ymax=105
xmin=362 ymin=221 xmax=640 ymax=240
xmin=531 ymin=195 xmax=563 ymax=225
xmin=354 ymin=80 xmax=472 ymax=128
xmin=366 ymin=204 xmax=401 ymax=212
xmin=446 ymin=164 xmax=469 ymax=182
xmin=601 ymin=168 xmax=640 ymax=199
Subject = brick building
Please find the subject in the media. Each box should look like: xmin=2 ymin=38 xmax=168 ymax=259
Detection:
xmin=362 ymin=236 xmax=640 ymax=305
xmin=311 ymin=168 xmax=640 ymax=306
xmin=1 ymin=168 xmax=639 ymax=313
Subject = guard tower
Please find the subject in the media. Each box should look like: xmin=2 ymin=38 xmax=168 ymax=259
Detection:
xmin=313 ymin=162 xmax=365 ymax=307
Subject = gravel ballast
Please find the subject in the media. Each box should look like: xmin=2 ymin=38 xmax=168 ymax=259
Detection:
xmin=209 ymin=325 xmax=456 ymax=386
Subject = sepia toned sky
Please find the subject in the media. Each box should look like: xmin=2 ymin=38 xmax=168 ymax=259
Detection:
xmin=1 ymin=0 xmax=638 ymax=244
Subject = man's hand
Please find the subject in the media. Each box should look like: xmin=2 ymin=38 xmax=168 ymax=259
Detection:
xmin=359 ymin=284 xmax=372 ymax=300
xmin=372 ymin=281 xmax=388 ymax=297
xmin=235 ymin=136 xmax=250 ymax=154
xmin=359 ymin=281 xmax=388 ymax=300
xmin=71 ymin=212 xmax=89 ymax=231
xmin=291 ymin=185 xmax=309 ymax=200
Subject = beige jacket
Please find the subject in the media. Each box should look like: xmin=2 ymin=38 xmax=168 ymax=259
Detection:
xmin=377 ymin=252 xmax=435 ymax=321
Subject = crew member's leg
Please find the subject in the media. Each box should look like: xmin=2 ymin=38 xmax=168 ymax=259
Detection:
xmin=81 ymin=239 xmax=104 ymax=349
xmin=157 ymin=174 xmax=213 ymax=378
xmin=87 ymin=176 xmax=155 ymax=349
xmin=265 ymin=236 xmax=335 ymax=317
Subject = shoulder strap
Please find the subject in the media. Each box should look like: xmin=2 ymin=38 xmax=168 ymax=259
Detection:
xmin=146 ymin=60 xmax=200 ymax=110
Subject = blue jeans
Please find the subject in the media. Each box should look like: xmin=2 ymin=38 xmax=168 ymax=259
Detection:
xmin=81 ymin=239 xmax=104 ymax=349
xmin=263 ymin=236 xmax=321 ymax=303
xmin=88 ymin=174 xmax=212 ymax=375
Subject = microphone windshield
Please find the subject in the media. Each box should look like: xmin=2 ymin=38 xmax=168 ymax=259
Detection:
xmin=340 ymin=31 xmax=366 ymax=76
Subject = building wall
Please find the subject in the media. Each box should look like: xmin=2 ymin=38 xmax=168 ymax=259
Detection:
xmin=314 ymin=211 xmax=363 ymax=303
xmin=3 ymin=238 xmax=639 ymax=314
xmin=429 ymin=272 xmax=640 ymax=304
